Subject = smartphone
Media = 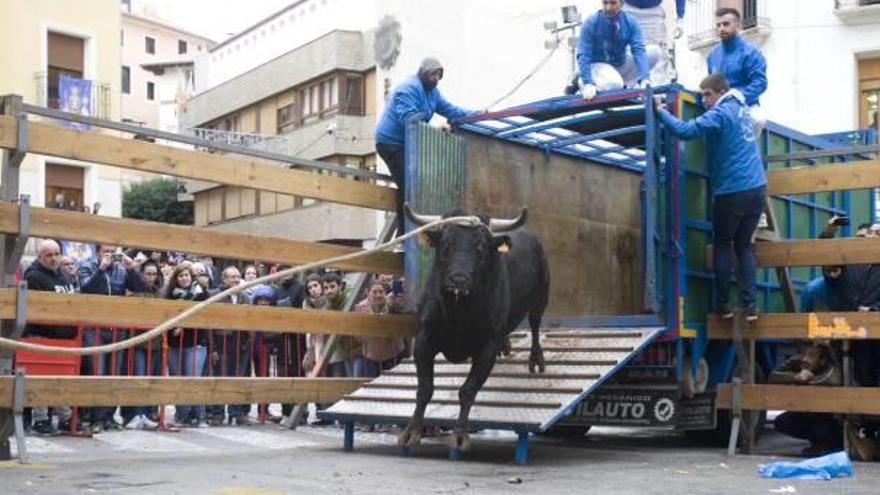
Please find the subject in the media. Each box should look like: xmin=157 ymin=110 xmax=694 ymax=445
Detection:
xmin=391 ymin=279 xmax=404 ymax=296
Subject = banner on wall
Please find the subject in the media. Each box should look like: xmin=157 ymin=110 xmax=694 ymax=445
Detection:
xmin=59 ymin=74 xmax=92 ymax=130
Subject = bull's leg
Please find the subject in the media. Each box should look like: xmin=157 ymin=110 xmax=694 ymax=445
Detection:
xmin=449 ymin=340 xmax=498 ymax=451
xmin=527 ymin=313 xmax=546 ymax=373
xmin=398 ymin=334 xmax=435 ymax=448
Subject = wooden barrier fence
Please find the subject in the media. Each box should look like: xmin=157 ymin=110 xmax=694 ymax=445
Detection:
xmin=711 ymin=145 xmax=880 ymax=454
xmin=0 ymin=94 xmax=414 ymax=460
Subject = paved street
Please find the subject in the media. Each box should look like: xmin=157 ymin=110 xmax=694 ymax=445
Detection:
xmin=5 ymin=421 xmax=880 ymax=494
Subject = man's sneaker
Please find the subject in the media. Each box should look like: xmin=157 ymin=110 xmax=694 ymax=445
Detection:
xmin=197 ymin=420 xmax=210 ymax=428
xmin=125 ymin=415 xmax=144 ymax=430
xmin=32 ymin=420 xmax=59 ymax=437
xmin=744 ymin=306 xmax=759 ymax=322
xmin=140 ymin=415 xmax=159 ymax=431
xmin=715 ymin=303 xmax=734 ymax=319
xmin=235 ymin=415 xmax=253 ymax=426
xmin=90 ymin=423 xmax=104 ymax=434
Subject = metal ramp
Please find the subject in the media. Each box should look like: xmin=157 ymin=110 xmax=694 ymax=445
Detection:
xmin=320 ymin=326 xmax=664 ymax=464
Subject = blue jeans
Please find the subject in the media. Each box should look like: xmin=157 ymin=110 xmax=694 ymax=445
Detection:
xmin=168 ymin=346 xmax=208 ymax=422
xmin=208 ymin=338 xmax=251 ymax=419
xmin=82 ymin=328 xmax=129 ymax=424
xmin=317 ymin=361 xmax=353 ymax=412
xmin=129 ymin=347 xmax=164 ymax=417
xmin=353 ymin=356 xmax=400 ymax=378
xmin=712 ymin=186 xmax=765 ymax=308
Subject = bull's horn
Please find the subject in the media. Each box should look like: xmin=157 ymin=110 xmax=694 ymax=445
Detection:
xmin=489 ymin=208 xmax=528 ymax=232
xmin=404 ymin=203 xmax=441 ymax=227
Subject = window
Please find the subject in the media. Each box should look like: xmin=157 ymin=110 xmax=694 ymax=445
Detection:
xmin=287 ymin=72 xmax=368 ymax=127
xmin=146 ymin=81 xmax=155 ymax=100
xmin=145 ymin=36 xmax=155 ymax=54
xmin=46 ymin=32 xmax=85 ymax=110
xmin=120 ymin=29 xmax=124 ymax=47
xmin=121 ymin=66 xmax=130 ymax=94
xmin=178 ymin=40 xmax=187 ymax=55
xmin=340 ymin=74 xmax=364 ymax=116
xmin=277 ymin=104 xmax=296 ymax=133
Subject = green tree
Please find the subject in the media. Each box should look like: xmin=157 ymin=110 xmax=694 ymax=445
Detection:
xmin=122 ymin=178 xmax=193 ymax=225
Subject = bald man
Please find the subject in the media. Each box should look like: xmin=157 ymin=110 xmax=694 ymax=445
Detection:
xmin=25 ymin=240 xmax=77 ymax=435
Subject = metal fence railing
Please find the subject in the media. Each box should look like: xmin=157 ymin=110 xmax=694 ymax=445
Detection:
xmin=33 ymin=72 xmax=112 ymax=121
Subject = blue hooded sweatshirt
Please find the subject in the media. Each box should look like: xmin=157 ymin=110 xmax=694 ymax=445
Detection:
xmin=707 ymin=35 xmax=767 ymax=107
xmin=626 ymin=0 xmax=686 ymax=17
xmin=656 ymin=90 xmax=766 ymax=197
xmin=375 ymin=75 xmax=471 ymax=146
xmin=577 ymin=10 xmax=648 ymax=86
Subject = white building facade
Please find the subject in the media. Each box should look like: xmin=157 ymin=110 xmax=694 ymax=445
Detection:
xmin=674 ymin=0 xmax=880 ymax=136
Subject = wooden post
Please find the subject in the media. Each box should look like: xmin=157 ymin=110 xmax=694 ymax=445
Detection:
xmin=0 ymin=94 xmax=23 ymax=461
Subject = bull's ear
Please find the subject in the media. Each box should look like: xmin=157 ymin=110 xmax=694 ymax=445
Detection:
xmin=493 ymin=235 xmax=512 ymax=254
xmin=419 ymin=229 xmax=442 ymax=248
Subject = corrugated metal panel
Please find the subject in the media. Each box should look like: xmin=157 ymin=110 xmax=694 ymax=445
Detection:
xmin=403 ymin=122 xmax=467 ymax=298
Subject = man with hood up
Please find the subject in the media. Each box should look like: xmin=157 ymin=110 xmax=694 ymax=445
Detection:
xmin=375 ymin=57 xmax=473 ymax=231
xmin=654 ymin=73 xmax=766 ymax=322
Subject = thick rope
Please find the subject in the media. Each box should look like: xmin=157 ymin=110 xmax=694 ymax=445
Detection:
xmin=0 ymin=215 xmax=481 ymax=356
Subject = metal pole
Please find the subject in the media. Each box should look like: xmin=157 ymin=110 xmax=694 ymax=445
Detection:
xmin=0 ymin=95 xmax=24 ymax=461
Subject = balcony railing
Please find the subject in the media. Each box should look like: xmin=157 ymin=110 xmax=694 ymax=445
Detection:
xmin=686 ymin=0 xmax=771 ymax=50
xmin=34 ymin=72 xmax=112 ymax=120
xmin=835 ymin=0 xmax=880 ymax=23
xmin=187 ymin=128 xmax=293 ymax=155
xmin=836 ymin=0 xmax=880 ymax=7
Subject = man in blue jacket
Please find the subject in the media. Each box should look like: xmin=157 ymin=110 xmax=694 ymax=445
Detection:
xmin=707 ymin=7 xmax=768 ymax=130
xmin=375 ymin=58 xmax=472 ymax=230
xmin=576 ymin=0 xmax=660 ymax=100
xmin=78 ymin=244 xmax=145 ymax=432
xmin=654 ymin=74 xmax=766 ymax=321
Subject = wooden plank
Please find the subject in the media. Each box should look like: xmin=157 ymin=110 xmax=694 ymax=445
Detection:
xmin=0 ymin=203 xmax=403 ymax=275
xmin=0 ymin=115 xmax=396 ymax=211
xmin=717 ymin=384 xmax=880 ymax=415
xmin=708 ymin=312 xmax=880 ymax=340
xmin=0 ymin=376 xmax=366 ymax=408
xmin=766 ymin=158 xmax=880 ymax=196
xmin=706 ymin=237 xmax=880 ymax=268
xmin=0 ymin=289 xmax=417 ymax=337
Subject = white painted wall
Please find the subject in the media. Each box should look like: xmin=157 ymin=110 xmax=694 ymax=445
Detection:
xmin=674 ymin=0 xmax=880 ymax=134
xmin=201 ymin=0 xmax=378 ymax=91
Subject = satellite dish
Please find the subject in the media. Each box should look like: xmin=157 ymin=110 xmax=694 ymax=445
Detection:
xmin=375 ymin=15 xmax=402 ymax=70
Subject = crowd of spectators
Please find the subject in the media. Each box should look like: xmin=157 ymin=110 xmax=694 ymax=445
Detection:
xmin=16 ymin=240 xmax=407 ymax=436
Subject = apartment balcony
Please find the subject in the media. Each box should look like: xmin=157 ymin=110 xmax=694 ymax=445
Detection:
xmin=188 ymin=127 xmax=293 ymax=155
xmin=188 ymin=113 xmax=375 ymax=162
xmin=686 ymin=0 xmax=772 ymax=51
xmin=34 ymin=72 xmax=113 ymax=120
xmin=835 ymin=0 xmax=880 ymax=24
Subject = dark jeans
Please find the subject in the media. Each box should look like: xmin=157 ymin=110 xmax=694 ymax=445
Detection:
xmin=775 ymin=411 xmax=842 ymax=450
xmin=712 ymin=186 xmax=765 ymax=308
xmin=852 ymin=340 xmax=880 ymax=387
xmin=124 ymin=346 xmax=164 ymax=420
xmin=376 ymin=142 xmax=405 ymax=231
xmin=208 ymin=333 xmax=252 ymax=419
xmin=82 ymin=328 xmax=129 ymax=424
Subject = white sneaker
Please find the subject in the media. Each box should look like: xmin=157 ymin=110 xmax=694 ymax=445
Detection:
xmin=140 ymin=415 xmax=158 ymax=430
xmin=197 ymin=420 xmax=210 ymax=428
xmin=125 ymin=415 xmax=144 ymax=430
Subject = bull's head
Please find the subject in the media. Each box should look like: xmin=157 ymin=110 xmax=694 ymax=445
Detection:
xmin=405 ymin=203 xmax=527 ymax=298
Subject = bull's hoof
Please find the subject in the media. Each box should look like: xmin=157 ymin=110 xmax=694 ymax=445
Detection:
xmin=444 ymin=429 xmax=472 ymax=451
xmin=528 ymin=350 xmax=546 ymax=374
xmin=398 ymin=426 xmax=423 ymax=448
xmin=499 ymin=336 xmax=512 ymax=357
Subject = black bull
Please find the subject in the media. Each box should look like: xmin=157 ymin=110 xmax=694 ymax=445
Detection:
xmin=400 ymin=205 xmax=550 ymax=449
